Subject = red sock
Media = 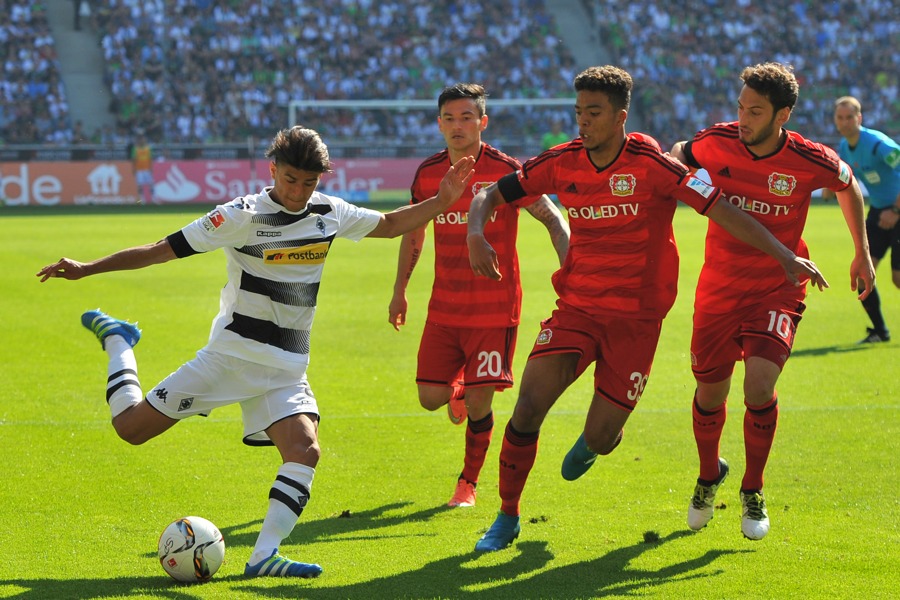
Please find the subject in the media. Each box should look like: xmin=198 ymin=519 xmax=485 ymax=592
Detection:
xmin=460 ymin=411 xmax=494 ymax=484
xmin=742 ymin=395 xmax=778 ymax=491
xmin=693 ymin=394 xmax=727 ymax=482
xmin=498 ymin=421 xmax=539 ymax=517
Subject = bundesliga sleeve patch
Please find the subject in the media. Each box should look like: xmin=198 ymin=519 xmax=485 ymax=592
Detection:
xmin=686 ymin=176 xmax=715 ymax=198
xmin=838 ymin=161 xmax=852 ymax=185
xmin=885 ymin=148 xmax=900 ymax=170
xmin=201 ymin=209 xmax=226 ymax=232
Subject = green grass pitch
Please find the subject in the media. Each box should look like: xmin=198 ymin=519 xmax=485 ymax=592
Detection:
xmin=1 ymin=204 xmax=897 ymax=599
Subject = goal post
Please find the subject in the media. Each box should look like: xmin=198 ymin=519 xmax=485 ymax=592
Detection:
xmin=288 ymin=98 xmax=575 ymax=126
xmin=286 ymin=97 xmax=576 ymax=204
xmin=287 ymin=98 xmax=576 ymax=159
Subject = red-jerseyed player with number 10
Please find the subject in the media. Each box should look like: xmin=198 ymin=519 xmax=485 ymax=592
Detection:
xmin=389 ymin=83 xmax=569 ymax=509
xmin=467 ymin=65 xmax=825 ymax=551
xmin=670 ymin=62 xmax=875 ymax=540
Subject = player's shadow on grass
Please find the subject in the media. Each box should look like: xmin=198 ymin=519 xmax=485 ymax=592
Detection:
xmin=790 ymin=342 xmax=882 ymax=358
xmin=213 ymin=500 xmax=453 ymax=551
xmin=0 ymin=521 xmax=748 ymax=599
xmin=234 ymin=530 xmax=751 ymax=600
xmin=0 ymin=504 xmax=451 ymax=600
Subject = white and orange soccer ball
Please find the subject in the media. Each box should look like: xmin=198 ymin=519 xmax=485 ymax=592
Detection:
xmin=157 ymin=516 xmax=225 ymax=583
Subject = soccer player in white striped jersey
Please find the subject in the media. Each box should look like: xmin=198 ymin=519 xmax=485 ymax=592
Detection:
xmin=37 ymin=126 xmax=475 ymax=578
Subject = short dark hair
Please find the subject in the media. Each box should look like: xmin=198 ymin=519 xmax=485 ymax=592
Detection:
xmin=265 ymin=126 xmax=332 ymax=173
xmin=438 ymin=83 xmax=487 ymax=117
xmin=740 ymin=62 xmax=799 ymax=113
xmin=834 ymin=95 xmax=862 ymax=114
xmin=573 ymin=66 xmax=632 ymax=111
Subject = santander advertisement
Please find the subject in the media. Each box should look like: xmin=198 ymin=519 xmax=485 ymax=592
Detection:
xmin=0 ymin=158 xmax=421 ymax=206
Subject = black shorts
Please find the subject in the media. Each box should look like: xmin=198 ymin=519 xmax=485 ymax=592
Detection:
xmin=866 ymin=206 xmax=900 ymax=269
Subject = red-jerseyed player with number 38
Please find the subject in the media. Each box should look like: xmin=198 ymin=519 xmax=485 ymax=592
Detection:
xmin=466 ymin=65 xmax=826 ymax=552
xmin=670 ymin=62 xmax=876 ymax=541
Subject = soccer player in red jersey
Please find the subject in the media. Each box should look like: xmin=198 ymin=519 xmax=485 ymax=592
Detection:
xmin=670 ymin=62 xmax=876 ymax=540
xmin=466 ymin=65 xmax=824 ymax=551
xmin=389 ymin=83 xmax=569 ymax=508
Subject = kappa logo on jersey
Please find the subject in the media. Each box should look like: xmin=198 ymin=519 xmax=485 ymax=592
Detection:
xmin=472 ymin=181 xmax=495 ymax=196
xmin=609 ymin=174 xmax=636 ymax=196
xmin=767 ymin=172 xmax=797 ymax=197
xmin=264 ymin=242 xmax=330 ymax=264
xmin=536 ymin=328 xmax=553 ymax=345
xmin=201 ymin=209 xmax=226 ymax=232
xmin=686 ymin=176 xmax=716 ymax=199
xmin=838 ymin=160 xmax=853 ymax=184
xmin=886 ymin=149 xmax=900 ymax=170
xmin=315 ymin=216 xmax=326 ymax=234
xmin=257 ymin=230 xmax=282 ymax=237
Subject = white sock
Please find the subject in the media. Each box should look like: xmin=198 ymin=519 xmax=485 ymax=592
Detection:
xmin=104 ymin=335 xmax=142 ymax=418
xmin=250 ymin=462 xmax=315 ymax=565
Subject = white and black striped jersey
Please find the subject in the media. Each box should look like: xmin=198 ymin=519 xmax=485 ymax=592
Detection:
xmin=167 ymin=187 xmax=382 ymax=370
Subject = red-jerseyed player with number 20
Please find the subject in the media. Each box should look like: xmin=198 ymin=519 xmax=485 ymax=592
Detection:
xmin=670 ymin=62 xmax=875 ymax=541
xmin=389 ymin=83 xmax=570 ymax=509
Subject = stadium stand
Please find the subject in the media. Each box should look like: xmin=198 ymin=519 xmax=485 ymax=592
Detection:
xmin=0 ymin=1 xmax=73 ymax=144
xmin=2 ymin=0 xmax=897 ymax=151
xmin=583 ymin=0 xmax=900 ymax=148
xmin=87 ymin=0 xmax=577 ymax=155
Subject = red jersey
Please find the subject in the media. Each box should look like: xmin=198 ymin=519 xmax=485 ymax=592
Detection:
xmin=684 ymin=123 xmax=853 ymax=313
xmin=499 ymin=133 xmax=721 ymax=320
xmin=411 ymin=143 xmax=527 ymax=328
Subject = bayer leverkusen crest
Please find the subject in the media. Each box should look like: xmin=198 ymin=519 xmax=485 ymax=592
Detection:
xmin=609 ymin=174 xmax=636 ymax=196
xmin=472 ymin=181 xmax=494 ymax=196
xmin=767 ymin=172 xmax=797 ymax=197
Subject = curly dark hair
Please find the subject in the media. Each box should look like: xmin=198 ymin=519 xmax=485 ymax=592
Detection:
xmin=265 ymin=126 xmax=333 ymax=173
xmin=740 ymin=62 xmax=799 ymax=113
xmin=573 ymin=66 xmax=632 ymax=111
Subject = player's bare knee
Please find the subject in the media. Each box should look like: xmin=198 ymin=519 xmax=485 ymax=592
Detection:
xmin=511 ymin=393 xmax=551 ymax=431
xmin=891 ymin=271 xmax=900 ymax=288
xmin=303 ymin=441 xmax=321 ymax=465
xmin=281 ymin=439 xmax=320 ymax=467
xmin=743 ymin=384 xmax=776 ymax=407
xmin=112 ymin=420 xmax=151 ymax=445
xmin=418 ymin=394 xmax=446 ymax=411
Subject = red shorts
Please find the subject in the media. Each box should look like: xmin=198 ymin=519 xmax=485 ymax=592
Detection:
xmin=691 ymin=300 xmax=806 ymax=383
xmin=528 ymin=308 xmax=662 ymax=411
xmin=416 ymin=322 xmax=517 ymax=390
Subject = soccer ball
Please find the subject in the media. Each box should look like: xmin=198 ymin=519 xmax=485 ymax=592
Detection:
xmin=157 ymin=516 xmax=225 ymax=583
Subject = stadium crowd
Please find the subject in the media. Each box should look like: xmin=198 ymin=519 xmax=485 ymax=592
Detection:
xmin=586 ymin=0 xmax=900 ymax=148
xmin=1 ymin=0 xmax=897 ymax=150
xmin=87 ymin=0 xmax=577 ymax=152
xmin=0 ymin=1 xmax=72 ymax=144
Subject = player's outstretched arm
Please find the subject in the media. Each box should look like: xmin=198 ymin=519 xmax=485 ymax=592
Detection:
xmin=388 ymin=226 xmax=426 ymax=331
xmin=367 ymin=156 xmax=475 ymax=239
xmin=524 ymin=195 xmax=570 ymax=266
xmin=707 ymin=199 xmax=829 ymax=290
xmin=834 ymin=179 xmax=876 ymax=299
xmin=467 ymin=183 xmax=505 ymax=280
xmin=36 ymin=239 xmax=177 ymax=282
